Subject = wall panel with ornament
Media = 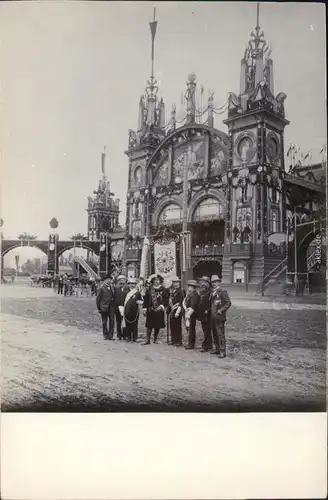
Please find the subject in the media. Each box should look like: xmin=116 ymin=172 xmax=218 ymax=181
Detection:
xmin=210 ymin=135 xmax=229 ymax=177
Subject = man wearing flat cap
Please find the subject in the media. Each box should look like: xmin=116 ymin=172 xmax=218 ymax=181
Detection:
xmin=197 ymin=276 xmax=213 ymax=352
xmin=114 ymin=274 xmax=129 ymax=340
xmin=167 ymin=276 xmax=185 ymax=346
xmin=183 ymin=279 xmax=200 ymax=350
xmin=210 ymin=275 xmax=231 ymax=358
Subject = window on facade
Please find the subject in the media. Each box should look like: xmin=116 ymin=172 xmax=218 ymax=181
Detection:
xmin=134 ymin=201 xmax=140 ymax=217
xmin=193 ymin=198 xmax=222 ymax=221
xmin=267 ymin=210 xmax=279 ymax=234
xmin=127 ymin=265 xmax=135 ymax=278
xmin=236 ymin=207 xmax=252 ymax=243
xmin=134 ymin=167 xmax=142 ymax=185
xmin=272 ymin=212 xmax=277 ymax=233
xmin=158 ymin=204 xmax=182 ymax=224
xmin=132 ymin=220 xmax=141 ymax=238
xmin=233 ymin=261 xmax=245 ymax=284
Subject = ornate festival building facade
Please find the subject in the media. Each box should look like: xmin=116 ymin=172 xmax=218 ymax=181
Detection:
xmin=123 ymin=9 xmax=326 ymax=289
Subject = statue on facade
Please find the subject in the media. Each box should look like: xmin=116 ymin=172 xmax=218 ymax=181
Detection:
xmin=128 ymin=129 xmax=138 ymax=148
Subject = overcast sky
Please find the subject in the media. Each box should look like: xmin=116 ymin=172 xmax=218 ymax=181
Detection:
xmin=1 ymin=1 xmax=326 ymax=249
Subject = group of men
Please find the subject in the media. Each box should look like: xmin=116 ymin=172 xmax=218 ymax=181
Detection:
xmin=96 ymin=272 xmax=231 ymax=358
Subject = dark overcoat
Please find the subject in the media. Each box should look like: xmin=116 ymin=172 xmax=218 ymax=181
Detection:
xmin=210 ymin=287 xmax=231 ymax=322
xmin=114 ymin=285 xmax=129 ymax=308
xmin=197 ymin=290 xmax=212 ymax=322
xmin=184 ymin=289 xmax=200 ymax=316
xmin=96 ymin=282 xmax=115 ymax=314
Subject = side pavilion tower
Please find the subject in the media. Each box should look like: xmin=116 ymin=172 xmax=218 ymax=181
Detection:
xmin=222 ymin=3 xmax=290 ymax=284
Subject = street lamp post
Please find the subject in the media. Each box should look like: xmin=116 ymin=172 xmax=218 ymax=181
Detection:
xmin=293 ymin=208 xmax=298 ymax=294
xmin=181 ymin=145 xmax=192 ymax=289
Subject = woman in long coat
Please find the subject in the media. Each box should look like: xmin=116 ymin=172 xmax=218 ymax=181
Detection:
xmin=142 ymin=274 xmax=169 ymax=344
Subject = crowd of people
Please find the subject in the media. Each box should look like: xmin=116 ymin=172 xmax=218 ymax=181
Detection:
xmin=96 ymin=273 xmax=232 ymax=358
xmin=54 ymin=274 xmax=98 ymax=297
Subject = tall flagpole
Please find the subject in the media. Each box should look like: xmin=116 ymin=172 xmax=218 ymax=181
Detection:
xmin=150 ymin=7 xmax=157 ymax=86
xmin=101 ymin=146 xmax=106 ymax=177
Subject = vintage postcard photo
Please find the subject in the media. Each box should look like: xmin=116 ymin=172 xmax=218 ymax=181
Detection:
xmin=1 ymin=1 xmax=326 ymax=417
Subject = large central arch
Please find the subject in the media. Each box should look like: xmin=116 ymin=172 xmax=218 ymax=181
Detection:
xmin=146 ymin=123 xmax=230 ymax=177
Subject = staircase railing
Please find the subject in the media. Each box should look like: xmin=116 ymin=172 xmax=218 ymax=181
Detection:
xmin=89 ymin=254 xmax=99 ymax=267
xmin=74 ymin=255 xmax=100 ymax=280
xmin=257 ymin=257 xmax=287 ymax=295
xmin=307 ymin=249 xmax=318 ymax=271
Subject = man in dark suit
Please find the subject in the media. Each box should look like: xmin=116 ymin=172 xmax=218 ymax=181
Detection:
xmin=183 ymin=279 xmax=200 ymax=350
xmin=210 ymin=275 xmax=231 ymax=358
xmin=96 ymin=274 xmax=115 ymax=340
xmin=114 ymin=274 xmax=129 ymax=340
xmin=197 ymin=276 xmax=213 ymax=352
xmin=167 ymin=276 xmax=185 ymax=346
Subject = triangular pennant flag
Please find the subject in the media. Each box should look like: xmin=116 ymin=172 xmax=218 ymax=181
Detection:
xmin=150 ymin=20 xmax=157 ymax=40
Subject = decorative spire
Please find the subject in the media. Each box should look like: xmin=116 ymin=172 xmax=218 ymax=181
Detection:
xmin=145 ymin=8 xmax=159 ymax=101
xmin=98 ymin=146 xmax=113 ymax=196
xmin=128 ymin=7 xmax=166 ymax=147
xmin=227 ymin=3 xmax=287 ymax=120
xmin=242 ymin=2 xmax=272 ymax=92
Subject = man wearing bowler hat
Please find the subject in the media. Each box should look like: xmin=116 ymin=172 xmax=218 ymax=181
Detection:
xmin=96 ymin=273 xmax=115 ymax=340
xmin=197 ymin=276 xmax=213 ymax=352
xmin=183 ymin=279 xmax=200 ymax=350
xmin=210 ymin=275 xmax=231 ymax=358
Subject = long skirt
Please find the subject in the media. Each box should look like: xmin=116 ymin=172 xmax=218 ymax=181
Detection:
xmin=145 ymin=309 xmax=165 ymax=330
xmin=169 ymin=315 xmax=182 ymax=345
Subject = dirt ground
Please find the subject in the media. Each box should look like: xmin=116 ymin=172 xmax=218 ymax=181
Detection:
xmin=1 ymin=285 xmax=326 ymax=412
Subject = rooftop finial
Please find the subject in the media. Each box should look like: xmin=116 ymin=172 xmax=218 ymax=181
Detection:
xmin=146 ymin=7 xmax=158 ymax=97
xmin=101 ymin=146 xmax=106 ymax=177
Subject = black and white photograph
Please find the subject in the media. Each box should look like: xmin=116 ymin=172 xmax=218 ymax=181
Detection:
xmin=1 ymin=1 xmax=326 ymax=418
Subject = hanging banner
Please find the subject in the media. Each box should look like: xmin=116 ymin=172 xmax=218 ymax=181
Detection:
xmin=154 ymin=240 xmax=177 ymax=286
xmin=140 ymin=236 xmax=150 ymax=279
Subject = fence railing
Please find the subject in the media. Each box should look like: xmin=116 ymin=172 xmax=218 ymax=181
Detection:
xmin=191 ymin=244 xmax=223 ymax=257
xmin=257 ymin=257 xmax=287 ymax=295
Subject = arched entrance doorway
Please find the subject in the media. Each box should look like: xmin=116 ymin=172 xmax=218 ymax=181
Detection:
xmin=193 ymin=259 xmax=222 ymax=280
